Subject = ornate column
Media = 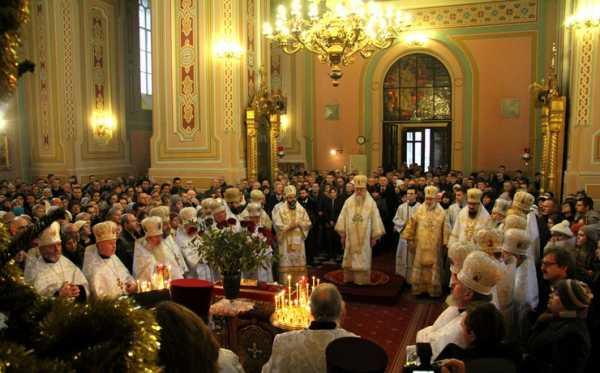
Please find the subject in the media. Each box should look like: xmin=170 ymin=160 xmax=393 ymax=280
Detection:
xmin=563 ymin=1 xmax=600 ymax=200
xmin=149 ymin=0 xmax=269 ymax=187
xmin=23 ymin=0 xmax=132 ymax=180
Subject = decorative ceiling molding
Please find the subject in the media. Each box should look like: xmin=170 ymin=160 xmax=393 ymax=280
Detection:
xmin=405 ymin=0 xmax=538 ymax=30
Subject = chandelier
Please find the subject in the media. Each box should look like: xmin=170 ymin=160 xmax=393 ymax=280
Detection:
xmin=565 ymin=4 xmax=600 ymax=29
xmin=263 ymin=0 xmax=412 ymax=86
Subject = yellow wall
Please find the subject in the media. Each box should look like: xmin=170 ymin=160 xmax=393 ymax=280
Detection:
xmin=564 ymin=26 xmax=600 ymax=201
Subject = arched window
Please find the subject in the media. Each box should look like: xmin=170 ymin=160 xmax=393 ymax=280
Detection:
xmin=382 ymin=54 xmax=452 ymax=171
xmin=139 ymin=0 xmax=152 ymax=97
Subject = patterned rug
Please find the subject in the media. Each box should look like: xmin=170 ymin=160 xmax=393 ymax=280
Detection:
xmin=341 ymin=293 xmax=443 ymax=372
xmin=324 ymin=269 xmax=390 ymax=286
xmin=333 ymin=250 xmax=444 ymax=372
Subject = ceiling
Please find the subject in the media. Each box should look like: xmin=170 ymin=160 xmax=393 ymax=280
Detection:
xmin=374 ymin=0 xmax=501 ymax=9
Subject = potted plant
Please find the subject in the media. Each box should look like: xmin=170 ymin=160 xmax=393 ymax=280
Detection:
xmin=197 ymin=219 xmax=274 ymax=299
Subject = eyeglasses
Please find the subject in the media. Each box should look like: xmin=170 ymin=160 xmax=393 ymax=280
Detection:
xmin=541 ymin=260 xmax=558 ymax=268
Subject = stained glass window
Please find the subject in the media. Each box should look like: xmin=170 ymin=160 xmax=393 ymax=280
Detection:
xmin=383 ymin=54 xmax=451 ymax=121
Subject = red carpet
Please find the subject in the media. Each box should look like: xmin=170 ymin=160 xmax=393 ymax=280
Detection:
xmin=341 ymin=293 xmax=443 ymax=372
xmin=317 ymin=250 xmax=444 ymax=372
xmin=324 ymin=269 xmax=391 ymax=286
xmin=309 ymin=250 xmax=404 ymax=305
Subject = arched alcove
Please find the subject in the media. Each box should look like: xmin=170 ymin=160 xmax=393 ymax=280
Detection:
xmin=359 ymin=37 xmax=473 ymax=173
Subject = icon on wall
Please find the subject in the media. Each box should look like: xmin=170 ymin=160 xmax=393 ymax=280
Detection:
xmin=501 ymin=98 xmax=520 ymax=118
xmin=324 ymin=104 xmax=340 ymax=120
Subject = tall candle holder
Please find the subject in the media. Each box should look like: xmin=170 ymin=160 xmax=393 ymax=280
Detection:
xmin=271 ymin=276 xmax=320 ymax=330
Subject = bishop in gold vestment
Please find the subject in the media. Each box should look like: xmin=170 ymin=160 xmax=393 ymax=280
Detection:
xmin=273 ymin=185 xmax=312 ymax=283
xmin=402 ymin=186 xmax=450 ymax=297
xmin=335 ymin=175 xmax=385 ymax=285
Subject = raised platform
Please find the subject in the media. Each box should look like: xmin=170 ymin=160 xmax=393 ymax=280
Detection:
xmin=309 ymin=263 xmax=404 ymax=306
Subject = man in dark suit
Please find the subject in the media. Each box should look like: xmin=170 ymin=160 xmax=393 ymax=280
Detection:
xmin=116 ymin=213 xmax=140 ymax=272
xmin=266 ymin=181 xmax=285 ymax=216
xmin=321 ymin=186 xmax=345 ymax=262
xmin=298 ymin=188 xmax=319 ymax=266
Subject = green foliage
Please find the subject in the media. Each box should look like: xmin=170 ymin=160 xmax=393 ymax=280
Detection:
xmin=0 ymin=341 xmax=73 ymax=373
xmin=198 ymin=226 xmax=275 ymax=275
xmin=37 ymin=298 xmax=161 ymax=372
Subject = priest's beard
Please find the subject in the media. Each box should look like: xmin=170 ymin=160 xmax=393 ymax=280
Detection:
xmin=468 ymin=209 xmax=478 ymax=219
xmin=355 ymin=194 xmax=365 ymax=205
xmin=149 ymin=241 xmax=167 ymax=264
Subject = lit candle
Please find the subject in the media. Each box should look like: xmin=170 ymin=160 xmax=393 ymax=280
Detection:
xmin=288 ymin=275 xmax=292 ymax=304
xmin=312 ymin=276 xmax=316 ymax=290
xmin=305 ymin=282 xmax=309 ymax=303
xmin=296 ymin=282 xmax=299 ymax=303
xmin=317 ymin=278 xmax=320 ymax=287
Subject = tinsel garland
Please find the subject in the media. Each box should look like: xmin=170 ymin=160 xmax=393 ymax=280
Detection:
xmin=38 ymin=298 xmax=161 ymax=372
xmin=0 ymin=217 xmax=162 ymax=372
xmin=0 ymin=0 xmax=29 ymax=102
xmin=0 ymin=341 xmax=73 ymax=372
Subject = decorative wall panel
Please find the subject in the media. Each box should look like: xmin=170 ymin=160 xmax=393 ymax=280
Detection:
xmin=409 ymin=0 xmax=538 ymax=30
xmin=33 ymin=1 xmax=52 ymax=155
xmin=574 ymin=30 xmax=597 ymax=128
xmin=246 ymin=0 xmax=257 ymax=104
xmin=82 ymin=1 xmax=126 ymax=159
xmin=61 ymin=0 xmax=76 ymax=139
xmin=177 ymin=0 xmax=200 ymax=138
xmin=91 ymin=9 xmax=107 ymax=114
xmin=223 ymin=0 xmax=234 ymax=133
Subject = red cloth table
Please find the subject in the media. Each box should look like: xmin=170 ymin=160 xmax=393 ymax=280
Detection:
xmin=212 ymin=282 xmax=283 ymax=303
xmin=170 ymin=279 xmax=214 ymax=323
xmin=211 ymin=282 xmax=285 ymax=373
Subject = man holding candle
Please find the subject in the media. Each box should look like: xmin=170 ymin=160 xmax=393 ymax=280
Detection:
xmin=26 ymin=221 xmax=89 ymax=301
xmin=273 ymin=185 xmax=312 ymax=284
xmin=335 ymin=174 xmax=385 ymax=285
xmin=82 ymin=221 xmax=137 ymax=298
xmin=133 ymin=216 xmax=184 ymax=283
xmin=150 ymin=206 xmax=189 ymax=277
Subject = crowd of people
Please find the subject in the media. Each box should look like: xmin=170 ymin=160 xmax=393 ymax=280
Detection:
xmin=1 ymin=164 xmax=599 ymax=372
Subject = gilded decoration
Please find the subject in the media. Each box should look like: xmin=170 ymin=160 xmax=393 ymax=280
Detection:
xmin=34 ymin=1 xmax=51 ymax=150
xmin=247 ymin=0 xmax=256 ymax=103
xmin=246 ymin=71 xmax=284 ymax=182
xmin=409 ymin=0 xmax=538 ymax=30
xmin=91 ymin=12 xmax=106 ymax=113
xmin=62 ymin=0 xmax=76 ymax=139
xmin=574 ymin=29 xmax=596 ymax=127
xmin=177 ymin=0 xmax=199 ymax=138
xmin=530 ymin=44 xmax=566 ymax=196
xmin=223 ymin=0 xmax=234 ymax=133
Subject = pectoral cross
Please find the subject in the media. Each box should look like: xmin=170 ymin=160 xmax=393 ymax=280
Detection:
xmin=248 ymin=342 xmax=263 ymax=359
xmin=352 ymin=213 xmax=363 ymax=224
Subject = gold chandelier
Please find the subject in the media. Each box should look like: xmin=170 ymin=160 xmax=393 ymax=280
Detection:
xmin=565 ymin=4 xmax=600 ymax=29
xmin=263 ymin=0 xmax=412 ymax=86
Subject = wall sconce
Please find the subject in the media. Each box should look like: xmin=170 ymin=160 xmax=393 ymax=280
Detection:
xmin=565 ymin=5 xmax=600 ymax=29
xmin=330 ymin=147 xmax=343 ymax=156
xmin=521 ymin=147 xmax=531 ymax=167
xmin=91 ymin=111 xmax=116 ymax=142
xmin=280 ymin=114 xmax=290 ymax=130
xmin=0 ymin=109 xmax=6 ymax=134
xmin=404 ymin=32 xmax=429 ymax=47
xmin=214 ymin=40 xmax=244 ymax=60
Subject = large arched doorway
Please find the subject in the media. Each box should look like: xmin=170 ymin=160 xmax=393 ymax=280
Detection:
xmin=382 ymin=53 xmax=452 ymax=172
